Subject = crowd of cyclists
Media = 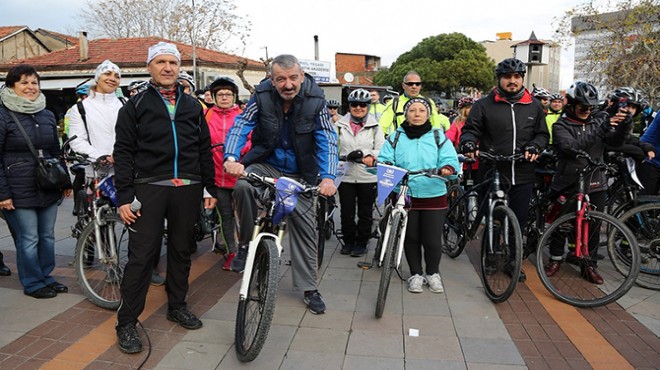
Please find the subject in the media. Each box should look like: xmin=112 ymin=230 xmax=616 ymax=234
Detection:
xmin=1 ymin=48 xmax=658 ymax=355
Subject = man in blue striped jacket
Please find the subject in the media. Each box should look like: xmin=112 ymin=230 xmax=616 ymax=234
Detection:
xmin=223 ymin=54 xmax=338 ymax=314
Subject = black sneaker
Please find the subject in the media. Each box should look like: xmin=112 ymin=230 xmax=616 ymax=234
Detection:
xmin=351 ymin=245 xmax=367 ymax=257
xmin=303 ymin=290 xmax=326 ymax=314
xmin=340 ymin=244 xmax=353 ymax=255
xmin=230 ymin=245 xmax=248 ymax=273
xmin=116 ymin=324 xmax=142 ymax=354
xmin=167 ymin=308 xmax=203 ymax=330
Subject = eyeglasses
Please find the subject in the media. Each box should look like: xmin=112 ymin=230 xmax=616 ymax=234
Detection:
xmin=404 ymin=82 xmax=422 ymax=87
xmin=216 ymin=93 xmax=234 ymax=98
xmin=349 ymin=102 xmax=368 ymax=108
xmin=328 ymin=107 xmax=339 ymax=110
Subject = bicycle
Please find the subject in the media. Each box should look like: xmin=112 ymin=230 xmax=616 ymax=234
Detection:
xmin=535 ymin=151 xmax=641 ymax=307
xmin=234 ymin=173 xmax=318 ymax=362
xmin=442 ymin=151 xmax=524 ymax=303
xmin=614 ymin=201 xmax=660 ymax=290
xmin=444 ymin=155 xmax=478 ymax=258
xmin=373 ymin=163 xmax=448 ymax=318
xmin=64 ymin=138 xmax=129 ymax=310
xmin=603 ymin=150 xmax=659 ymax=217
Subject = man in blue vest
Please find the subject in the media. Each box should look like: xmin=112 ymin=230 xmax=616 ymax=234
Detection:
xmin=224 ymin=54 xmax=338 ymax=314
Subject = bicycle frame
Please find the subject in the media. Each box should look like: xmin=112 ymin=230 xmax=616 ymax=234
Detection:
xmin=377 ymin=183 xmax=409 ymax=270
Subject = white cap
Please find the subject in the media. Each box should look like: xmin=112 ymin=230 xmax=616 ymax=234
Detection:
xmin=147 ymin=42 xmax=181 ymax=65
xmin=94 ymin=60 xmax=121 ymax=82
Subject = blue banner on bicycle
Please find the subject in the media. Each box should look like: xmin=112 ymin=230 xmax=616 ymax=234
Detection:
xmin=376 ymin=163 xmax=407 ymax=206
xmin=273 ymin=177 xmax=306 ymax=225
xmin=97 ymin=175 xmax=118 ymax=206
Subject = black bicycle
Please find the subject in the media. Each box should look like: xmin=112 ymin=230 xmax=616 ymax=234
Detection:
xmin=443 ymin=151 xmax=524 ymax=303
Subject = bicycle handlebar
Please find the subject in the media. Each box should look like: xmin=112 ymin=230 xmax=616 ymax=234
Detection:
xmin=242 ymin=172 xmax=320 ymax=194
xmin=479 ymin=151 xmax=525 ymax=162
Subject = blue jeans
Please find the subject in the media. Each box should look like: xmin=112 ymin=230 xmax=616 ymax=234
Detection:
xmin=2 ymin=203 xmax=58 ymax=293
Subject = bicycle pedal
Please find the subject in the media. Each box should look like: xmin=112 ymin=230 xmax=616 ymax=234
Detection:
xmin=357 ymin=261 xmax=372 ymax=270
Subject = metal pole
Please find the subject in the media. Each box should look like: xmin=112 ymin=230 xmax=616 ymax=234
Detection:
xmin=192 ymin=0 xmax=197 ymax=88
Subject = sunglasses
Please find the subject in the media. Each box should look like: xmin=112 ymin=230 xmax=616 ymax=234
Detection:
xmin=350 ymin=102 xmax=368 ymax=108
xmin=576 ymin=104 xmax=595 ymax=112
xmin=404 ymin=82 xmax=422 ymax=86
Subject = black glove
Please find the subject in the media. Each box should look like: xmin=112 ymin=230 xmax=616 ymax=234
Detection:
xmin=460 ymin=141 xmax=477 ymax=154
xmin=346 ymin=150 xmax=364 ymax=162
xmin=524 ymin=144 xmax=540 ymax=155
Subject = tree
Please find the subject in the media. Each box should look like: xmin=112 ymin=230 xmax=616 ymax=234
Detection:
xmin=373 ymin=33 xmax=495 ymax=98
xmin=554 ymin=0 xmax=660 ymax=106
xmin=79 ymin=0 xmax=251 ymax=53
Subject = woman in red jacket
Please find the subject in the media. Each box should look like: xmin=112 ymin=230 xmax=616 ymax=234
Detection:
xmin=205 ymin=77 xmax=250 ymax=269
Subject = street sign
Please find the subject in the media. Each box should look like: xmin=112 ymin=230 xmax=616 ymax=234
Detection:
xmin=299 ymin=59 xmax=332 ymax=83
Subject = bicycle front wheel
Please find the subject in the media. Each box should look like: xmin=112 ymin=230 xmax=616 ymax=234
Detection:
xmin=375 ymin=212 xmax=402 ymax=318
xmin=480 ymin=205 xmax=522 ymax=303
xmin=444 ymin=184 xmax=466 ymax=258
xmin=616 ymin=203 xmax=660 ymax=290
xmin=74 ymin=213 xmax=128 ymax=310
xmin=235 ymin=238 xmax=280 ymax=362
xmin=536 ymin=211 xmax=640 ymax=307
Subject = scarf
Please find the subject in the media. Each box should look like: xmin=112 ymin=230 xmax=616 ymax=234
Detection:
xmin=0 ymin=87 xmax=46 ymax=114
xmin=401 ymin=120 xmax=432 ymax=139
xmin=495 ymin=85 xmax=525 ymax=103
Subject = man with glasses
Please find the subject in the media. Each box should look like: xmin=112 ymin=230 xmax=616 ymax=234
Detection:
xmin=379 ymin=71 xmax=450 ymax=136
xmin=223 ymin=54 xmax=338 ymax=314
xmin=459 ymin=58 xmax=549 ymax=282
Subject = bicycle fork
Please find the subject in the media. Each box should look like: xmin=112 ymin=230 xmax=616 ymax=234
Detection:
xmin=93 ymin=205 xmax=117 ymax=264
xmin=378 ymin=209 xmax=408 ymax=270
xmin=574 ymin=193 xmax=590 ymax=258
xmin=238 ymin=224 xmax=285 ymax=300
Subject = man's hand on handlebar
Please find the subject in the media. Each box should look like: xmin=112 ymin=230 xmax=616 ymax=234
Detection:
xmin=119 ymin=204 xmax=140 ymax=224
xmin=460 ymin=141 xmax=478 ymax=159
xmin=319 ymin=178 xmax=337 ymax=197
xmin=224 ymin=161 xmax=245 ymax=177
xmin=524 ymin=144 xmax=540 ymax=162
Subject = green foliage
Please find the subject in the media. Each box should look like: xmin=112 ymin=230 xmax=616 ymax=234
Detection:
xmin=374 ymin=33 xmax=496 ymax=97
xmin=554 ymin=0 xmax=660 ymax=106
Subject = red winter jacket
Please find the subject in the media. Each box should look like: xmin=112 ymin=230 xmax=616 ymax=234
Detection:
xmin=205 ymin=105 xmax=250 ymax=188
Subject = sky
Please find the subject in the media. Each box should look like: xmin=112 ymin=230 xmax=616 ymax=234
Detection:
xmin=0 ymin=0 xmax=586 ymax=89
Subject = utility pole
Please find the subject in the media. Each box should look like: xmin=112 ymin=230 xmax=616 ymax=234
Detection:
xmin=192 ymin=0 xmax=197 ymax=88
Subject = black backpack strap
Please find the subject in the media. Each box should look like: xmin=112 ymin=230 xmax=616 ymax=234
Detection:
xmin=391 ymin=97 xmax=402 ymax=130
xmin=433 ymin=129 xmax=448 ymax=149
xmin=118 ymin=97 xmax=127 ymax=105
xmin=76 ymin=101 xmax=91 ymax=145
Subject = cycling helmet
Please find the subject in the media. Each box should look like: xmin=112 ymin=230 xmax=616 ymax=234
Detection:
xmin=326 ymin=99 xmax=340 ymax=108
xmin=457 ymin=97 xmax=475 ymax=109
xmin=495 ymin=58 xmax=526 ymax=77
xmin=565 ymin=81 xmax=599 ymax=106
xmin=177 ymin=71 xmax=196 ymax=91
xmin=532 ymin=86 xmax=552 ymax=99
xmin=127 ymin=80 xmax=148 ymax=94
xmin=209 ymin=76 xmax=239 ymax=96
xmin=382 ymin=94 xmax=394 ymax=103
xmin=611 ymin=87 xmax=643 ymax=106
xmin=75 ymin=84 xmax=91 ymax=96
xmin=550 ymin=93 xmax=564 ymax=101
xmin=347 ymin=88 xmax=371 ymax=103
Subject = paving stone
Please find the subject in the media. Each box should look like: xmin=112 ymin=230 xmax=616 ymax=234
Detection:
xmin=289 ymin=327 xmax=349 ymax=354
xmin=404 ymin=335 xmax=463 ymax=361
xmin=460 ymin=337 xmax=525 ymax=365
xmin=343 ymin=354 xmax=405 ymax=370
xmin=158 ymin=341 xmax=229 ymax=370
xmin=279 ymin=350 xmax=344 ymax=370
xmin=346 ymin=330 xmax=404 ymax=358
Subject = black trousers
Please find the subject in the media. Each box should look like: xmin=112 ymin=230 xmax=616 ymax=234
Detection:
xmin=117 ymin=183 xmax=202 ymax=328
xmin=637 ymin=161 xmax=660 ymax=196
xmin=404 ymin=208 xmax=448 ymax=276
xmin=338 ymin=182 xmax=376 ymax=247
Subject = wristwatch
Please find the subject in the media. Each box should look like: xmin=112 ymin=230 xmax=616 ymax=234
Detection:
xmin=225 ymin=156 xmax=237 ymax=163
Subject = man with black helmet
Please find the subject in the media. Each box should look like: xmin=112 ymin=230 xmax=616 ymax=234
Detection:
xmin=459 ymin=57 xmax=549 ymax=282
xmin=223 ymin=54 xmax=338 ymax=315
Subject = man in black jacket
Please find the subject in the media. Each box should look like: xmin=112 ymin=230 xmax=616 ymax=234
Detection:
xmin=113 ymin=42 xmax=217 ymax=354
xmin=460 ymin=58 xmax=549 ymax=281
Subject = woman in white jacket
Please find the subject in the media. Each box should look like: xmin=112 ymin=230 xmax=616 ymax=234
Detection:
xmin=336 ymin=89 xmax=384 ymax=257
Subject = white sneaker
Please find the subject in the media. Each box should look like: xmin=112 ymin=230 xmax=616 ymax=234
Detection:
xmin=407 ymin=274 xmax=425 ymax=293
xmin=425 ymin=273 xmax=444 ymax=293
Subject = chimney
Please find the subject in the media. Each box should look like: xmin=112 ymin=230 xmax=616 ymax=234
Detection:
xmin=79 ymin=31 xmax=89 ymax=61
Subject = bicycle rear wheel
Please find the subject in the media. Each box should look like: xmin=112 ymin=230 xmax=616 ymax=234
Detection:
xmin=375 ymin=213 xmax=402 ymax=318
xmin=235 ymin=238 xmax=279 ymax=362
xmin=616 ymin=203 xmax=660 ymax=290
xmin=480 ymin=205 xmax=522 ymax=303
xmin=536 ymin=211 xmax=640 ymax=307
xmin=444 ymin=184 xmax=467 ymax=258
xmin=74 ymin=213 xmax=128 ymax=310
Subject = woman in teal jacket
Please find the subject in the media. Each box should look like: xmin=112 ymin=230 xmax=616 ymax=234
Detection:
xmin=378 ymin=98 xmax=459 ymax=294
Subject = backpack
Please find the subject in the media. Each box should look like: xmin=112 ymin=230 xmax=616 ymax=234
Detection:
xmin=77 ymin=96 xmax=126 ymax=144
